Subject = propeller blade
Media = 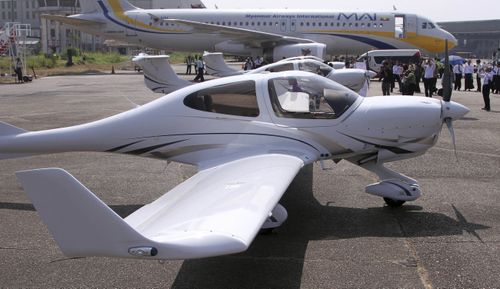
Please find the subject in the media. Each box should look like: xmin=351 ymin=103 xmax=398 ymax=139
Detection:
xmin=442 ymin=39 xmax=452 ymax=102
xmin=445 ymin=118 xmax=458 ymax=160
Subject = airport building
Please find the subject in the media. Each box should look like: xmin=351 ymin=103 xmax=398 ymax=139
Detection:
xmin=1 ymin=0 xmax=205 ymax=54
xmin=438 ymin=20 xmax=500 ymax=59
xmin=0 ymin=0 xmax=40 ymax=37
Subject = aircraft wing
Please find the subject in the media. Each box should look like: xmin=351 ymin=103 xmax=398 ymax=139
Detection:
xmin=41 ymin=14 xmax=106 ymax=28
xmin=164 ymin=19 xmax=316 ymax=48
xmin=16 ymin=154 xmax=303 ymax=259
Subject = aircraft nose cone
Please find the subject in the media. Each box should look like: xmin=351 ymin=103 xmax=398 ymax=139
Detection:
xmin=442 ymin=101 xmax=469 ymax=120
xmin=445 ymin=30 xmax=458 ymax=49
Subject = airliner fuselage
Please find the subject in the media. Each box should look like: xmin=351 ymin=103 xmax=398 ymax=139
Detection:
xmin=55 ymin=0 xmax=456 ymax=59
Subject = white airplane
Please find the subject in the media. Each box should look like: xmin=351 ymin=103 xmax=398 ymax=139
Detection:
xmin=133 ymin=53 xmax=376 ymax=95
xmin=43 ymin=0 xmax=457 ymax=62
xmin=1 ymin=70 xmax=468 ymax=260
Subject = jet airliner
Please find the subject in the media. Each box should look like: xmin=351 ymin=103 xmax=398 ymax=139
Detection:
xmin=44 ymin=0 xmax=457 ymax=61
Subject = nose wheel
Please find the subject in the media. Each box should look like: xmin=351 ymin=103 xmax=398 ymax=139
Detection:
xmin=383 ymin=197 xmax=406 ymax=208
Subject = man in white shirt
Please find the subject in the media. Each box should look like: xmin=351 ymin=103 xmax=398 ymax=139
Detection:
xmin=453 ymin=63 xmax=463 ymax=91
xmin=463 ymin=60 xmax=474 ymax=91
xmin=494 ymin=63 xmax=500 ymax=94
xmin=476 ymin=59 xmax=483 ymax=92
xmin=481 ymin=66 xmax=494 ymax=111
xmin=392 ymin=62 xmax=403 ymax=93
xmin=423 ymin=59 xmax=437 ymax=97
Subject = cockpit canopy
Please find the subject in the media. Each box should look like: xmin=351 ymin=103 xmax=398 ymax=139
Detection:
xmin=265 ymin=60 xmax=334 ymax=77
xmin=268 ymin=74 xmax=359 ymax=119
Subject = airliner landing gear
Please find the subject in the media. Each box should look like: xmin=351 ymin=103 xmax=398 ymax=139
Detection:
xmin=259 ymin=203 xmax=287 ymax=234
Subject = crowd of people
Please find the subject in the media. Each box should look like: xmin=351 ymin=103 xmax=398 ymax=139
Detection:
xmin=377 ymin=58 xmax=500 ymax=111
xmin=184 ymin=53 xmax=497 ymax=112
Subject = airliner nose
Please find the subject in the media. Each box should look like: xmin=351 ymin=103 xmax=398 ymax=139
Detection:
xmin=444 ymin=30 xmax=458 ymax=49
xmin=442 ymin=101 xmax=469 ymax=120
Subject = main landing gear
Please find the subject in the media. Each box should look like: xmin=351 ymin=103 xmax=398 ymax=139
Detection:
xmin=259 ymin=203 xmax=287 ymax=234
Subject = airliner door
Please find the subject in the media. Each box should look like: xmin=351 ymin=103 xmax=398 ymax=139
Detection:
xmin=405 ymin=14 xmax=418 ymax=38
xmin=394 ymin=14 xmax=417 ymax=39
xmin=125 ymin=13 xmax=138 ymax=37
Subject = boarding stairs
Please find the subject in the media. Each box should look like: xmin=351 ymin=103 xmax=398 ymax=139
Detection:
xmin=0 ymin=23 xmax=17 ymax=56
xmin=0 ymin=23 xmax=32 ymax=78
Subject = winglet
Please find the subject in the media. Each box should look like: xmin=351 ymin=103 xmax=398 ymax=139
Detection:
xmin=16 ymin=168 xmax=148 ymax=258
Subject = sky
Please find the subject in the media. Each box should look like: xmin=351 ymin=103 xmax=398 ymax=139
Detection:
xmin=200 ymin=0 xmax=500 ymax=22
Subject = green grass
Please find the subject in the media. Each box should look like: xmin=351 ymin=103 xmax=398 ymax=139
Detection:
xmin=0 ymin=52 xmax=128 ymax=72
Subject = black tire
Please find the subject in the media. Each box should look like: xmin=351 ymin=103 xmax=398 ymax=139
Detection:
xmin=259 ymin=228 xmax=275 ymax=235
xmin=384 ymin=198 xmax=406 ymax=208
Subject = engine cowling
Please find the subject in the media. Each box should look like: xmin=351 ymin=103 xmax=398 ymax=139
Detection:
xmin=266 ymin=43 xmax=327 ymax=62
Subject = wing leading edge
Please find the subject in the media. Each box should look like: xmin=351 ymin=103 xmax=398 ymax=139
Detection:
xmin=17 ymin=154 xmax=304 ymax=259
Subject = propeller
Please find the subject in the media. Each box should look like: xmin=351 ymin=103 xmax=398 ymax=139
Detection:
xmin=445 ymin=117 xmax=458 ymax=160
xmin=440 ymin=39 xmax=469 ymax=160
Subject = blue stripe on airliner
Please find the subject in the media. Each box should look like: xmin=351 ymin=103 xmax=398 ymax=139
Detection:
xmin=97 ymin=0 xmax=189 ymax=35
xmin=312 ymin=33 xmax=397 ymax=50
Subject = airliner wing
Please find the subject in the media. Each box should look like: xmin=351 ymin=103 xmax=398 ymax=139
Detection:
xmin=41 ymin=14 xmax=106 ymax=27
xmin=164 ymin=19 xmax=316 ymax=48
xmin=17 ymin=154 xmax=304 ymax=259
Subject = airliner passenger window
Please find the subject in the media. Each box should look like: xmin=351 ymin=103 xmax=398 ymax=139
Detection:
xmin=268 ymin=76 xmax=359 ymax=119
xmin=184 ymin=81 xmax=259 ymax=117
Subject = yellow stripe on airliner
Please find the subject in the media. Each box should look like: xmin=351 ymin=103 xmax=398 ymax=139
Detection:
xmin=107 ymin=0 xmax=185 ymax=33
xmin=308 ymin=29 xmax=453 ymax=53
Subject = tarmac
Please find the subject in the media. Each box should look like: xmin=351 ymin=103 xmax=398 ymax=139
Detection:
xmin=0 ymin=67 xmax=500 ymax=289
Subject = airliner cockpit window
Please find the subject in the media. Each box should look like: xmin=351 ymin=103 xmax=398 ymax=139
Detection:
xmin=184 ymin=80 xmax=259 ymax=117
xmin=297 ymin=60 xmax=334 ymax=77
xmin=421 ymin=21 xmax=436 ymax=29
xmin=268 ymin=75 xmax=359 ymax=119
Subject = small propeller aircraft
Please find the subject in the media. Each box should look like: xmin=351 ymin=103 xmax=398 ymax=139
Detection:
xmin=133 ymin=53 xmax=376 ymax=95
xmin=1 ymin=69 xmax=468 ymax=260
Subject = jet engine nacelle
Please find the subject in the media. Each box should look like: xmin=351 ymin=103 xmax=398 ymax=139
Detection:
xmin=267 ymin=43 xmax=327 ymax=62
xmin=365 ymin=180 xmax=421 ymax=201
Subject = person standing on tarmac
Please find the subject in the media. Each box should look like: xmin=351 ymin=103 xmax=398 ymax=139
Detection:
xmin=14 ymin=58 xmax=23 ymax=84
xmin=423 ymin=58 xmax=437 ymax=97
xmin=476 ymin=59 xmax=483 ymax=92
xmin=453 ymin=63 xmax=463 ymax=91
xmin=464 ymin=60 xmax=474 ymax=91
xmin=193 ymin=56 xmax=205 ymax=82
xmin=481 ymin=66 xmax=494 ymax=111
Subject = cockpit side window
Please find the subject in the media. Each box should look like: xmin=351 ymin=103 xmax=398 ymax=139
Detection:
xmin=298 ymin=60 xmax=333 ymax=77
xmin=266 ymin=62 xmax=294 ymax=72
xmin=268 ymin=76 xmax=358 ymax=119
xmin=184 ymin=80 xmax=259 ymax=117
